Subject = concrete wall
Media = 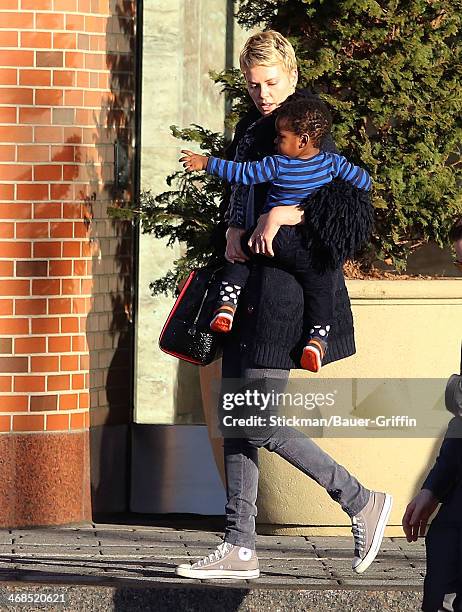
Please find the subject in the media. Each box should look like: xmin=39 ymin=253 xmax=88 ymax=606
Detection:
xmin=136 ymin=0 xmax=249 ymax=424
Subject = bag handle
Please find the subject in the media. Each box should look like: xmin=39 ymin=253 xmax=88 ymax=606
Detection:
xmin=189 ymin=267 xmax=223 ymax=334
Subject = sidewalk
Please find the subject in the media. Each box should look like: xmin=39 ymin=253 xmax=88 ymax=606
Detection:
xmin=0 ymin=521 xmax=425 ymax=611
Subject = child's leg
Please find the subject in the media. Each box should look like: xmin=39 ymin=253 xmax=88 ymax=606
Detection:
xmin=210 ymin=261 xmax=250 ymax=333
xmin=294 ymin=255 xmax=335 ymax=372
xmin=211 ymin=229 xmax=255 ymax=333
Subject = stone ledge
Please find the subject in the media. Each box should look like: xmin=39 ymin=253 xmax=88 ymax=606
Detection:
xmin=347 ymin=278 xmax=462 ymax=300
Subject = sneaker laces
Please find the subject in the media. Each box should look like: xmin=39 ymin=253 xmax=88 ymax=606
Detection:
xmin=351 ymin=516 xmax=366 ymax=555
xmin=194 ymin=542 xmax=232 ymax=567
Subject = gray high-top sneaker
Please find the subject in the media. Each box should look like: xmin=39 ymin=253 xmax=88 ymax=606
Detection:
xmin=175 ymin=542 xmax=260 ymax=579
xmin=351 ymin=491 xmax=393 ymax=574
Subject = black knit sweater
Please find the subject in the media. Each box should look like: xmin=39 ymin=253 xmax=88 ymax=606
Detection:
xmin=220 ymin=92 xmax=372 ymax=370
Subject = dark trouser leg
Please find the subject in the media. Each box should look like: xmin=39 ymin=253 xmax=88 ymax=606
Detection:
xmin=220 ymin=260 xmax=251 ymax=287
xmin=423 ymin=521 xmax=462 ymax=612
xmin=293 ymin=250 xmax=335 ymax=340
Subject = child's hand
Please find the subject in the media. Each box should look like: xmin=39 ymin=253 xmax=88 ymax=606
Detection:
xmin=179 ymin=150 xmax=208 ymax=172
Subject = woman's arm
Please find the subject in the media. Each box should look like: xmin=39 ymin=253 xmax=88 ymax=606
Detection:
xmin=248 ymin=205 xmax=304 ymax=256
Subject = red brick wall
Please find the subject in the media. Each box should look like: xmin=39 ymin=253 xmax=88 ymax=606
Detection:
xmin=0 ymin=1 xmax=135 ymax=438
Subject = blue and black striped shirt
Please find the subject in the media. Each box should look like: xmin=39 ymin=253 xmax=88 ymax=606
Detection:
xmin=207 ymin=153 xmax=371 ymax=212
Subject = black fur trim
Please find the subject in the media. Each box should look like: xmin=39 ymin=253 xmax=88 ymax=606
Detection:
xmin=299 ymin=179 xmax=374 ymax=271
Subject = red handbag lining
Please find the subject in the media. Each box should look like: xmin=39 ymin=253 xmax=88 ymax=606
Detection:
xmin=158 ymin=271 xmax=204 ymax=365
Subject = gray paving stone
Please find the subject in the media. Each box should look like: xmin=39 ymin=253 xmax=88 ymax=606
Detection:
xmin=330 ymin=563 xmax=424 ymax=581
xmin=0 ymin=531 xmax=13 ymax=545
xmin=398 ymin=548 xmax=427 ymax=561
xmin=95 ymin=530 xmax=217 ymax=545
xmin=0 ymin=561 xmax=16 ymax=570
xmin=308 ymin=536 xmax=354 ymax=549
xmin=260 ymin=562 xmax=334 ymax=581
xmin=255 ymin=535 xmax=310 ymax=547
xmin=375 ymin=548 xmax=423 ymax=559
xmin=258 ymin=573 xmax=339 ymax=587
xmin=12 ymin=545 xmax=101 ymax=556
xmin=0 ymin=527 xmax=428 ymax=606
xmin=174 ymin=531 xmax=222 ymax=542
xmin=197 ymin=577 xmax=254 ymax=586
xmin=257 ymin=548 xmax=318 ymax=559
xmin=392 ymin=536 xmax=426 ymax=550
xmin=12 ymin=531 xmax=98 ymax=547
xmin=310 ymin=536 xmax=405 ymax=552
xmin=98 ymin=546 xmax=189 ymax=558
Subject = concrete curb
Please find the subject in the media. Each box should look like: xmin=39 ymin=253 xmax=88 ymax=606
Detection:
xmin=0 ymin=584 xmax=423 ymax=612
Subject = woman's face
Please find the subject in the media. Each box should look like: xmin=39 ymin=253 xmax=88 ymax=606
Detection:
xmin=244 ymin=63 xmax=298 ymax=116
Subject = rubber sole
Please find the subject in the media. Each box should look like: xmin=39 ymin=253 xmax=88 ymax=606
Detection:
xmin=175 ymin=566 xmax=260 ymax=579
xmin=300 ymin=346 xmax=322 ymax=372
xmin=210 ymin=313 xmax=233 ymax=333
xmin=352 ymin=493 xmax=393 ymax=574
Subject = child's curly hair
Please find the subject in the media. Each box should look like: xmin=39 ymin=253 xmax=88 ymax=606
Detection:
xmin=277 ymin=98 xmax=332 ymax=147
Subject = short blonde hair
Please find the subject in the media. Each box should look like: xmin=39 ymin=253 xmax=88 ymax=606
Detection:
xmin=239 ymin=30 xmax=297 ymax=75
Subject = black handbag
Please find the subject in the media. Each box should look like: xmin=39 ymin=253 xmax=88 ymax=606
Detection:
xmin=159 ymin=266 xmax=224 ymax=366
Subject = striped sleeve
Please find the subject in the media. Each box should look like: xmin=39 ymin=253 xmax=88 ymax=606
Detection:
xmin=331 ymin=154 xmax=372 ymax=191
xmin=206 ymin=156 xmax=279 ymax=186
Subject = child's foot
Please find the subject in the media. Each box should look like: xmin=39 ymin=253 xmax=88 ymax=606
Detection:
xmin=210 ymin=304 xmax=236 ymax=333
xmin=300 ymin=338 xmax=327 ymax=372
xmin=210 ymin=282 xmax=242 ymax=333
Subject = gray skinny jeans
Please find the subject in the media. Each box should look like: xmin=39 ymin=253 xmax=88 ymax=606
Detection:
xmin=220 ymin=344 xmax=370 ymax=550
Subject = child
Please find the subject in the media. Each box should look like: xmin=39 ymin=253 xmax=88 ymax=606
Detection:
xmin=180 ymin=98 xmax=372 ymax=372
xmin=403 ymin=364 xmax=462 ymax=611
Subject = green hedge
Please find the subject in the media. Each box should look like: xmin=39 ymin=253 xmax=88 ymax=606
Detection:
xmin=111 ymin=0 xmax=462 ymax=294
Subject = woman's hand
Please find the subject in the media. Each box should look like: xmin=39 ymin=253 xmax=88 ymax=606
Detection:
xmin=225 ymin=227 xmax=249 ymax=263
xmin=248 ymin=206 xmax=305 ymax=257
xmin=248 ymin=213 xmax=278 ymax=256
xmin=179 ymin=150 xmax=208 ymax=172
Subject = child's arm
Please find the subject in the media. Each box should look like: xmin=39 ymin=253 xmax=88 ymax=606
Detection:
xmin=180 ymin=150 xmax=279 ymax=185
xmin=331 ymin=154 xmax=372 ymax=191
xmin=179 ymin=150 xmax=209 ymax=171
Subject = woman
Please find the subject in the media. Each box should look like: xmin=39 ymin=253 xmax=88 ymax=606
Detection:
xmin=176 ymin=30 xmax=392 ymax=580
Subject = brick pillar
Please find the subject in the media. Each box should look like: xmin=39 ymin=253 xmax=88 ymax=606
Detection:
xmin=0 ymin=0 xmax=135 ymax=526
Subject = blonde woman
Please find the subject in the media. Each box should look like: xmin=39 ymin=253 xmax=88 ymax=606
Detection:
xmin=176 ymin=31 xmax=392 ymax=580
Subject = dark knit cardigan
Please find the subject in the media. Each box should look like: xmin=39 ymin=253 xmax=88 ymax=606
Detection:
xmin=219 ymin=92 xmax=373 ymax=370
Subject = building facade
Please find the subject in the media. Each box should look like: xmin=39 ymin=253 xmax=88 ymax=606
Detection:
xmin=0 ymin=0 xmax=248 ymax=526
xmin=0 ymin=0 xmax=137 ymax=525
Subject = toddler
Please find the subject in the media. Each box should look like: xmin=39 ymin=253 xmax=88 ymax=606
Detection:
xmin=180 ymin=98 xmax=371 ymax=372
